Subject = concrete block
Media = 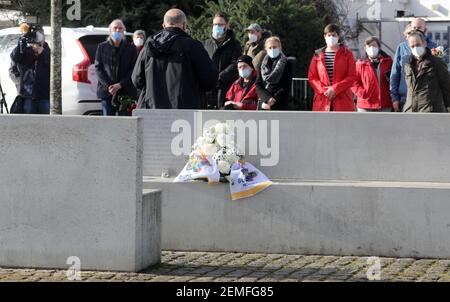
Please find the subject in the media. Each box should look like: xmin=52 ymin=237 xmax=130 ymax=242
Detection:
xmin=135 ymin=110 xmax=450 ymax=182
xmin=144 ymin=177 xmax=450 ymax=259
xmin=0 ymin=116 xmax=161 ymax=272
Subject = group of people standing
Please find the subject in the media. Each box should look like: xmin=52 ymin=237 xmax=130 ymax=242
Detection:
xmin=308 ymin=18 xmax=450 ymax=113
xmin=96 ymin=9 xmax=294 ymax=115
xmin=96 ymin=10 xmax=450 ymax=116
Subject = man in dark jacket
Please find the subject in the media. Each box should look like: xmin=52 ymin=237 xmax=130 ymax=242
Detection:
xmin=10 ymin=26 xmax=51 ymax=114
xmin=132 ymin=9 xmax=218 ymax=109
xmin=95 ymin=19 xmax=137 ymax=116
xmin=403 ymin=31 xmax=450 ymax=113
xmin=203 ymin=13 xmax=242 ymax=109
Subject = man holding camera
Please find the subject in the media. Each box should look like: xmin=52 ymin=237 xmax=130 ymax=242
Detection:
xmin=9 ymin=23 xmax=51 ymax=114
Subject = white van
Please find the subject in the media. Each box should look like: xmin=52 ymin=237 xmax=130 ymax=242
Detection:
xmin=0 ymin=26 xmax=133 ymax=115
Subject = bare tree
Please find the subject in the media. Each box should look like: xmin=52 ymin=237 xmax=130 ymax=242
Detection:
xmin=50 ymin=0 xmax=62 ymax=114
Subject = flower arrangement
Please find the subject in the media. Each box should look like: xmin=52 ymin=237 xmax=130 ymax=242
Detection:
xmin=115 ymin=95 xmax=137 ymax=114
xmin=193 ymin=123 xmax=243 ymax=178
xmin=175 ymin=122 xmax=273 ymax=201
xmin=431 ymin=46 xmax=447 ymax=60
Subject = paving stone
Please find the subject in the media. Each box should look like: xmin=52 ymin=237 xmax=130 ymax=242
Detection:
xmin=0 ymin=251 xmax=449 ymax=282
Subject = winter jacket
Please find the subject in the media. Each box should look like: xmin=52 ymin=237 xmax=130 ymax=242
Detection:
xmin=390 ymin=38 xmax=437 ymax=106
xmin=33 ymin=43 xmax=51 ymax=101
xmin=255 ymin=56 xmax=293 ymax=111
xmin=10 ymin=39 xmax=51 ymax=100
xmin=308 ymin=45 xmax=357 ymax=112
xmin=352 ymin=51 xmax=393 ymax=110
xmin=204 ymin=30 xmax=242 ymax=108
xmin=402 ymin=48 xmax=450 ymax=113
xmin=95 ymin=38 xmax=137 ymax=99
xmin=132 ymin=27 xmax=218 ymax=109
xmin=226 ymin=70 xmax=258 ymax=110
xmin=243 ymin=31 xmax=271 ymax=72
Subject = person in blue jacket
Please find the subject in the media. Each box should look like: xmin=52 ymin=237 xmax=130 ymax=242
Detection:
xmin=390 ymin=18 xmax=437 ymax=112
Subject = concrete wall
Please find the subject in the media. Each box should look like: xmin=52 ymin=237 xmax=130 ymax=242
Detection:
xmin=135 ymin=110 xmax=450 ymax=183
xmin=144 ymin=178 xmax=450 ymax=259
xmin=137 ymin=110 xmax=450 ymax=258
xmin=0 ymin=116 xmax=161 ymax=272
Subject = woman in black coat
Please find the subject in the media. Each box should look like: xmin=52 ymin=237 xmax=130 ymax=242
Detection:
xmin=256 ymin=36 xmax=293 ymax=111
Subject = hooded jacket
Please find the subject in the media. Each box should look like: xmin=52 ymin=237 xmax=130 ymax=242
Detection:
xmin=132 ymin=27 xmax=218 ymax=109
xmin=308 ymin=45 xmax=357 ymax=112
xmin=352 ymin=50 xmax=393 ymax=110
xmin=403 ymin=48 xmax=450 ymax=113
xmin=390 ymin=37 xmax=437 ymax=106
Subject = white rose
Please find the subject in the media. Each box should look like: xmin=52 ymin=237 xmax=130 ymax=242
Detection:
xmin=218 ymin=160 xmax=231 ymax=175
xmin=202 ymin=128 xmax=216 ymax=143
xmin=201 ymin=143 xmax=218 ymax=156
xmin=215 ymin=123 xmax=230 ymax=135
xmin=197 ymin=136 xmax=208 ymax=145
xmin=216 ymin=133 xmax=235 ymax=148
xmin=225 ymin=154 xmax=240 ymax=164
xmin=212 ymin=149 xmax=226 ymax=162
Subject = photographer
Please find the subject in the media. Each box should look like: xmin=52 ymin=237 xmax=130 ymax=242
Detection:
xmin=9 ymin=23 xmax=51 ymax=114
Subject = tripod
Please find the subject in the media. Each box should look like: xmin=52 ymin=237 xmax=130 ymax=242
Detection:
xmin=0 ymin=81 xmax=9 ymax=115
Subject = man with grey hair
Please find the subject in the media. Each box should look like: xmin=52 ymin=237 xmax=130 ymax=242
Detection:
xmin=390 ymin=18 xmax=437 ymax=112
xmin=402 ymin=30 xmax=450 ymax=113
xmin=133 ymin=29 xmax=146 ymax=54
xmin=132 ymin=9 xmax=218 ymax=109
xmin=95 ymin=19 xmax=137 ymax=115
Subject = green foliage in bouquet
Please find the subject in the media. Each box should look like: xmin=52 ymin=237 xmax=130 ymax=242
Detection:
xmin=116 ymin=95 xmax=136 ymax=113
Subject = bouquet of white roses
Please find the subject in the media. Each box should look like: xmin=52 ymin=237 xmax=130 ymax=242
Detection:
xmin=175 ymin=122 xmax=272 ymax=200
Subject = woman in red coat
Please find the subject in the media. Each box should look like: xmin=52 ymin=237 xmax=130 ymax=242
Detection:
xmin=224 ymin=55 xmax=258 ymax=110
xmin=352 ymin=36 xmax=393 ymax=112
xmin=308 ymin=24 xmax=357 ymax=112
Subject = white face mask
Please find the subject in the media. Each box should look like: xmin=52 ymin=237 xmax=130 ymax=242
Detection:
xmin=412 ymin=46 xmax=426 ymax=58
xmin=134 ymin=38 xmax=144 ymax=47
xmin=366 ymin=46 xmax=379 ymax=59
xmin=248 ymin=33 xmax=258 ymax=43
xmin=268 ymin=48 xmax=281 ymax=59
xmin=325 ymin=36 xmax=339 ymax=47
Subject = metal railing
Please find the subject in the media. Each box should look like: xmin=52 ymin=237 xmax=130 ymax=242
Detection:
xmin=291 ymin=77 xmax=314 ymax=111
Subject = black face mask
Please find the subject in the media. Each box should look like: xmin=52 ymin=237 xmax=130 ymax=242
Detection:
xmin=414 ymin=29 xmax=425 ymax=36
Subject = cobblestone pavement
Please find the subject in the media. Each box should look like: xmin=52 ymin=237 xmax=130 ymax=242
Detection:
xmin=1 ymin=251 xmax=450 ymax=282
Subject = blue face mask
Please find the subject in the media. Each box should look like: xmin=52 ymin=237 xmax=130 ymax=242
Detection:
xmin=268 ymin=48 xmax=281 ymax=59
xmin=212 ymin=25 xmax=225 ymax=39
xmin=239 ymin=68 xmax=252 ymax=79
xmin=111 ymin=31 xmax=124 ymax=42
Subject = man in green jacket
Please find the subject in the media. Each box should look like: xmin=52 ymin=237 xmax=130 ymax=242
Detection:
xmin=403 ymin=31 xmax=450 ymax=113
xmin=243 ymin=23 xmax=271 ymax=73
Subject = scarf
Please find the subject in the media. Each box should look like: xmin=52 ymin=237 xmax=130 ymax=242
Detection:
xmin=261 ymin=53 xmax=288 ymax=90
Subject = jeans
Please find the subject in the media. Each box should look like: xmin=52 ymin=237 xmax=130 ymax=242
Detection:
xmin=23 ymin=98 xmax=50 ymax=114
xmin=101 ymin=96 xmax=117 ymax=116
